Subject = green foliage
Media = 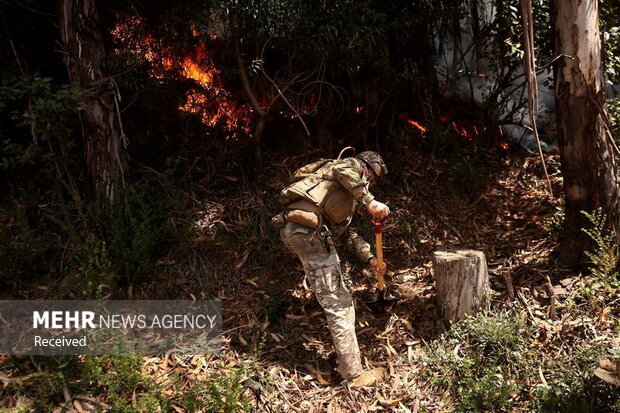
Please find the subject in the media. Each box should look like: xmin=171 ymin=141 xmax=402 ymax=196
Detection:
xmin=549 ymin=206 xmax=565 ymax=241
xmin=81 ymin=355 xmax=146 ymax=394
xmin=532 ymin=345 xmax=620 ymax=412
xmin=580 ymin=208 xmax=620 ymax=293
xmin=78 ymin=240 xmax=116 ymax=299
xmin=178 ymin=342 xmax=265 ymax=412
xmin=56 ymin=176 xmax=192 ymax=293
xmin=400 ymin=219 xmax=420 ymax=247
xmin=179 ymin=367 xmax=249 ymax=412
xmin=601 ymin=0 xmax=620 ymax=84
xmin=421 ymin=308 xmax=620 ymax=412
xmin=0 ymin=188 xmax=56 ymax=281
xmin=458 ymin=366 xmax=518 ymax=411
xmin=609 ymin=97 xmax=620 ymax=144
xmin=2 ymin=354 xmax=253 ymax=412
xmin=80 ymin=355 xmax=169 ymax=412
xmin=1 ymin=174 xmax=192 ymax=296
xmin=0 ymin=75 xmax=81 ymax=174
xmin=214 ymin=0 xmax=308 ymax=39
xmin=1 ymin=355 xmax=168 ymax=412
xmin=311 ymin=0 xmax=390 ymax=72
xmin=450 ymin=154 xmax=481 ymax=196
xmin=422 ymin=309 xmax=531 ymax=411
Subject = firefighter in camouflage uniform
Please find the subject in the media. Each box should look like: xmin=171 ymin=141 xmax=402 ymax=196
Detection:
xmin=273 ymin=150 xmax=390 ymax=387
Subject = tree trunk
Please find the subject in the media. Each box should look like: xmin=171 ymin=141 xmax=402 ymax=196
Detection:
xmin=58 ymin=0 xmax=127 ymax=201
xmin=253 ymin=116 xmax=266 ymax=169
xmin=553 ymin=0 xmax=620 ymax=266
xmin=433 ymin=250 xmax=490 ymax=323
xmin=235 ymin=39 xmax=266 ymax=171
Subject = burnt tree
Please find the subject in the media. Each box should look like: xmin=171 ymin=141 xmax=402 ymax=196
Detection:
xmin=553 ymin=0 xmax=620 ymax=266
xmin=58 ymin=0 xmax=127 ymax=200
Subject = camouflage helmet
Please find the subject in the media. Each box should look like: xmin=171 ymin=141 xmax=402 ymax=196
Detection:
xmin=356 ymin=151 xmax=388 ymax=177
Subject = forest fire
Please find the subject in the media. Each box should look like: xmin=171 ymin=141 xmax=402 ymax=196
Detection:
xmin=451 ymin=122 xmax=477 ymax=140
xmin=174 ymin=41 xmax=252 ymax=136
xmin=406 ymin=119 xmax=428 ymax=134
xmin=401 ymin=111 xmax=508 ymax=150
xmin=400 ymin=115 xmax=428 ymax=134
xmin=111 ymin=16 xmax=252 ymax=139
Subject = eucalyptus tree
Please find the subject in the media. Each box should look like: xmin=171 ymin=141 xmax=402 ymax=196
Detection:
xmin=553 ymin=0 xmax=619 ymax=266
xmin=58 ymin=0 xmax=128 ymax=201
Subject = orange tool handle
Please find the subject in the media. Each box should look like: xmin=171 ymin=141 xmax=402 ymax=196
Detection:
xmin=372 ymin=220 xmax=386 ymax=291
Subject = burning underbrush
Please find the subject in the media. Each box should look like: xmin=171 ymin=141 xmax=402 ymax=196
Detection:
xmin=111 ymin=15 xmax=253 ymax=139
xmin=399 ymin=103 xmax=510 ymax=156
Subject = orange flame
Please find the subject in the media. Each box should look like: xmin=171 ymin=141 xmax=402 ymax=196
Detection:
xmin=111 ymin=16 xmax=252 ymax=139
xmin=451 ymin=122 xmax=479 ymax=140
xmin=182 ymin=57 xmax=214 ymax=86
xmin=406 ymin=119 xmax=428 ymax=133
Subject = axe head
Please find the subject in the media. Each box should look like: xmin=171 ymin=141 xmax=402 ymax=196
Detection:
xmin=364 ymin=288 xmax=399 ymax=314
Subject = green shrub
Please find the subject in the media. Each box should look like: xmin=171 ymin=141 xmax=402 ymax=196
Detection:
xmin=548 ymin=206 xmax=565 ymax=240
xmin=0 ymin=355 xmax=169 ymax=411
xmin=80 ymin=355 xmax=169 ymax=412
xmin=0 ymin=75 xmax=82 ymax=180
xmin=179 ymin=367 xmax=249 ymax=413
xmin=533 ymin=344 xmax=619 ymax=412
xmin=55 ymin=176 xmax=192 ymax=293
xmin=421 ymin=307 xmax=620 ymax=412
xmin=458 ymin=366 xmax=518 ymax=412
xmin=580 ymin=208 xmax=620 ymax=294
xmin=81 ymin=355 xmax=146 ymax=394
xmin=3 ymin=355 xmax=169 ymax=412
xmin=1 ymin=173 xmax=192 ymax=297
xmin=422 ymin=309 xmax=531 ymax=412
xmin=400 ymin=219 xmax=420 ymax=248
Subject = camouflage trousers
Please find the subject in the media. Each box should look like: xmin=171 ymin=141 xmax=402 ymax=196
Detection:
xmin=280 ymin=222 xmax=363 ymax=380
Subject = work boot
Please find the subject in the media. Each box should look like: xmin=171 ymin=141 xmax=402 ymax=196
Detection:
xmin=348 ymin=367 xmax=385 ymax=387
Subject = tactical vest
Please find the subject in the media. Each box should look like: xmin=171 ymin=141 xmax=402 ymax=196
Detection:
xmin=279 ymin=158 xmax=365 ymax=225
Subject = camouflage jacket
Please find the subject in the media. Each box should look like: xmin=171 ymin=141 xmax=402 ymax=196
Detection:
xmin=280 ymin=157 xmax=375 ymax=263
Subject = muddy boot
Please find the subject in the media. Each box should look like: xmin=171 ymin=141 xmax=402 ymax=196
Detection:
xmin=348 ymin=367 xmax=385 ymax=387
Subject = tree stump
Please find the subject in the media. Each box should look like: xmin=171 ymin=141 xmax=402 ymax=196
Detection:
xmin=433 ymin=250 xmax=490 ymax=323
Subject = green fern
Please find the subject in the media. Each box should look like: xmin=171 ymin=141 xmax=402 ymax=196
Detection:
xmin=581 ymin=208 xmax=620 ymax=291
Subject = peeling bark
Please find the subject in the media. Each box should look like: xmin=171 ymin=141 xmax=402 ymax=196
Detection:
xmin=58 ymin=0 xmax=127 ymax=201
xmin=553 ymin=0 xmax=620 ymax=266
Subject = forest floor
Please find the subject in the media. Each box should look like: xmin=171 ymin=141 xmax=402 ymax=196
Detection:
xmin=140 ymin=148 xmax=618 ymax=412
xmin=1 ymin=148 xmax=619 ymax=412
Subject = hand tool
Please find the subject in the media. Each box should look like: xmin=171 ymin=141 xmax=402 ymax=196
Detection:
xmin=365 ymin=218 xmax=399 ymax=313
